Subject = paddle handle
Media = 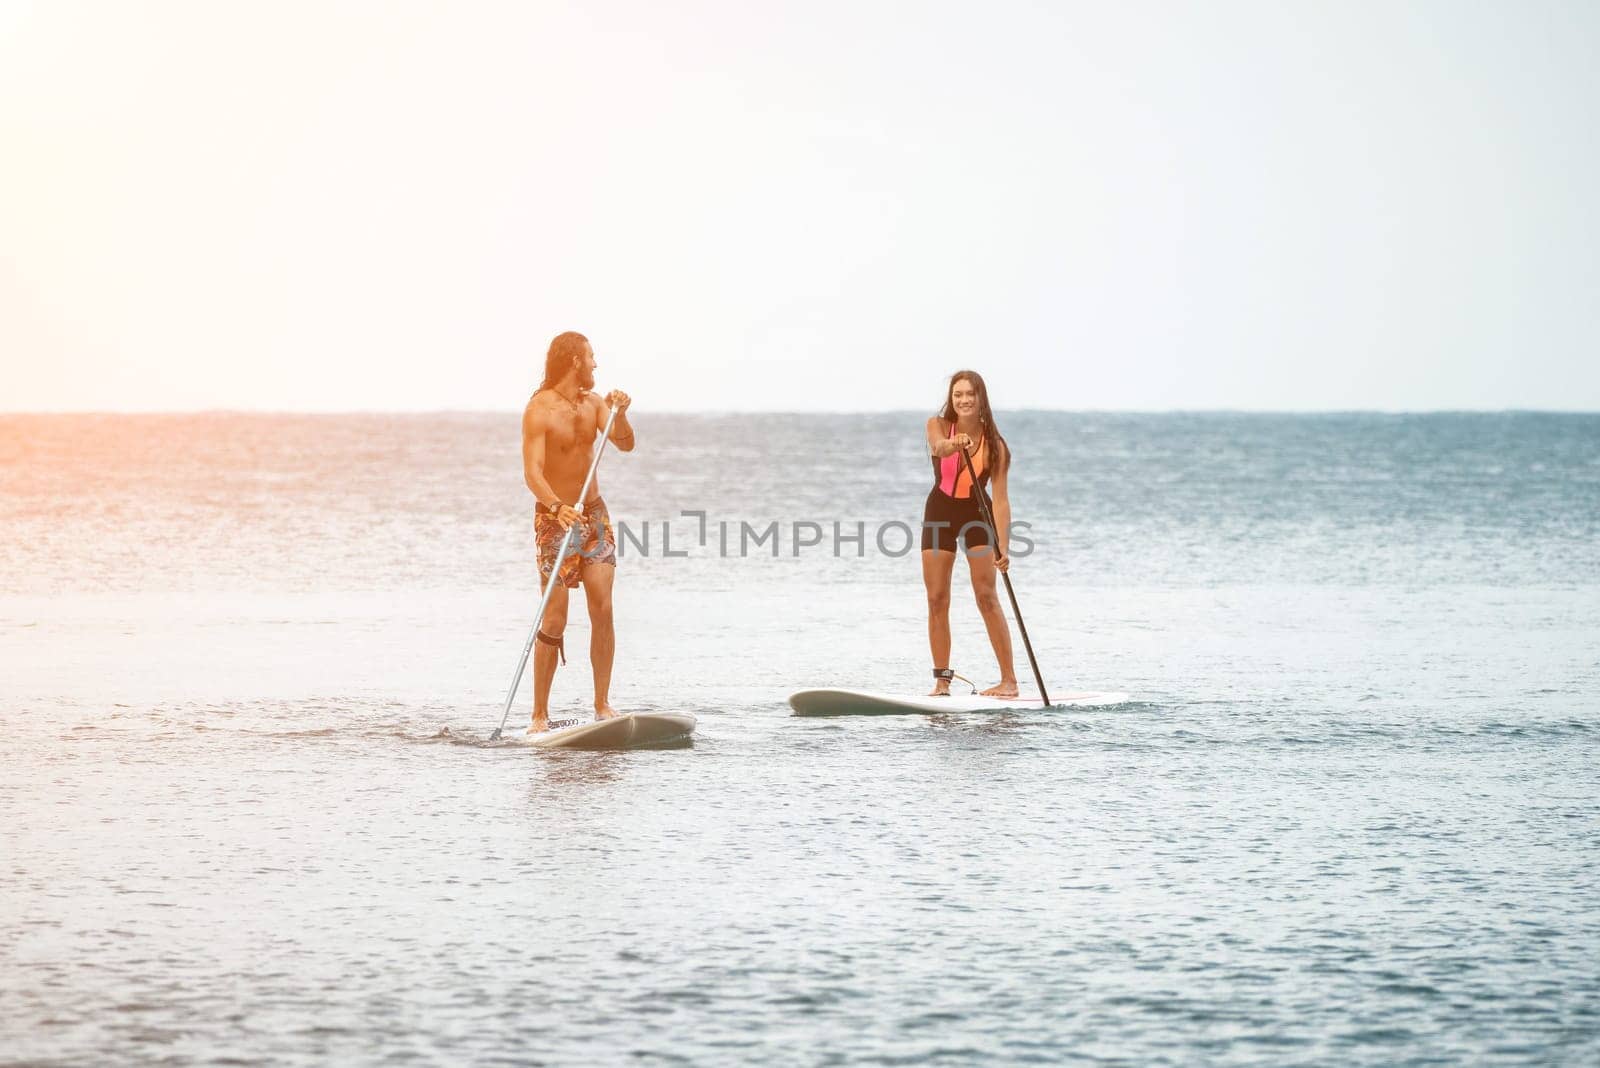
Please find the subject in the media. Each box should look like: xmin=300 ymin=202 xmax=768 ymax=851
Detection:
xmin=490 ymin=404 xmax=621 ymax=740
xmin=960 ymin=445 xmax=1052 ymax=706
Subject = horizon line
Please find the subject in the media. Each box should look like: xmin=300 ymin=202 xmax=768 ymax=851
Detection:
xmin=2 ymin=406 xmax=1598 ymax=418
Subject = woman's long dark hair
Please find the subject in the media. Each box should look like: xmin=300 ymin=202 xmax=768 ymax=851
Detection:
xmin=937 ymin=369 xmax=1010 ymax=472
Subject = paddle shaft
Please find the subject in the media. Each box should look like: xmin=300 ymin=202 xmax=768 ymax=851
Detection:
xmin=960 ymin=445 xmax=1052 ymax=706
xmin=490 ymin=404 xmax=620 ymax=740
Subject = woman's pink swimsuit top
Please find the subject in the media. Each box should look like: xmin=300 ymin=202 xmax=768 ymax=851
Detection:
xmin=934 ymin=421 xmax=988 ymax=499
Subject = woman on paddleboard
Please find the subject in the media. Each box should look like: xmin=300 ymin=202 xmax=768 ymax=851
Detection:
xmin=922 ymin=370 xmax=1017 ymax=697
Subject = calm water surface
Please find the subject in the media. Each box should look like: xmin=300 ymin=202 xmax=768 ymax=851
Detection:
xmin=3 ymin=412 xmax=1598 ymax=1065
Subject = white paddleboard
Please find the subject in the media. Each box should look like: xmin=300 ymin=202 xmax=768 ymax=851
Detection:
xmin=516 ymin=712 xmax=697 ymax=749
xmin=788 ymin=689 xmax=1130 ymax=717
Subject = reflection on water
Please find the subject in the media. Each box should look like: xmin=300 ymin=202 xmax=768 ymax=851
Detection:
xmin=537 ymin=750 xmax=631 ymax=787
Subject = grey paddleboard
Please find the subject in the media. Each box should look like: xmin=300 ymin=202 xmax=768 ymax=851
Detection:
xmin=788 ymin=689 xmax=1130 ymax=717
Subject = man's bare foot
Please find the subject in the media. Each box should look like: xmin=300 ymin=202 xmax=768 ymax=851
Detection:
xmin=594 ymin=702 xmax=619 ymax=721
xmin=928 ymin=680 xmax=951 ymax=697
xmin=981 ymin=681 xmax=1019 ymax=698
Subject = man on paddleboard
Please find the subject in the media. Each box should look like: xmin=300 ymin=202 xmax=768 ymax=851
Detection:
xmin=521 ymin=331 xmax=635 ymax=732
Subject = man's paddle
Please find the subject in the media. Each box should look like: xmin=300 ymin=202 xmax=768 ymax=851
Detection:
xmin=960 ymin=444 xmax=1052 ymax=706
xmin=489 ymin=403 xmax=620 ymax=741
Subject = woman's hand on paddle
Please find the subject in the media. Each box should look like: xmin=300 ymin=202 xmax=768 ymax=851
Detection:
xmin=953 ymin=433 xmax=975 ymax=452
xmin=995 ymin=549 xmax=1009 ymax=573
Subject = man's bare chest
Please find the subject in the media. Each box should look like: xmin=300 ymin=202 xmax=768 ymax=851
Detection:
xmin=543 ymin=403 xmax=598 ymax=456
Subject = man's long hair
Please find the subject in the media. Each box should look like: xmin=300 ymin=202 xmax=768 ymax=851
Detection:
xmin=538 ymin=331 xmax=589 ymax=392
xmin=937 ymin=369 xmax=1011 ymax=473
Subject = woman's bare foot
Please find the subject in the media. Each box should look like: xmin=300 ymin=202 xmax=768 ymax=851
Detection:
xmin=980 ymin=680 xmax=1019 ymax=698
xmin=594 ymin=702 xmax=619 ymax=721
xmin=527 ymin=713 xmax=549 ymax=734
xmin=928 ymin=677 xmax=952 ymax=697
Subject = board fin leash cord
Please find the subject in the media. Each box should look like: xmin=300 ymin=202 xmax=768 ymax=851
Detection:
xmin=489 ymin=404 xmax=620 ymax=742
xmin=960 ymin=444 xmax=1052 ymax=706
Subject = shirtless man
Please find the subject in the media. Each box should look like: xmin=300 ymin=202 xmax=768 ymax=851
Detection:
xmin=521 ymin=331 xmax=635 ymax=732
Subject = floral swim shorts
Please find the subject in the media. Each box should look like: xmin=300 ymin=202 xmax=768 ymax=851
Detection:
xmin=535 ymin=495 xmax=617 ymax=590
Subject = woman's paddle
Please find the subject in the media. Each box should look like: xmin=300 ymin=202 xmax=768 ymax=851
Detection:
xmin=960 ymin=445 xmax=1052 ymax=706
xmin=489 ymin=404 xmax=620 ymax=741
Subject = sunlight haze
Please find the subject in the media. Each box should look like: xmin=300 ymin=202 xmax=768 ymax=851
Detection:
xmin=2 ymin=0 xmax=1595 ymax=412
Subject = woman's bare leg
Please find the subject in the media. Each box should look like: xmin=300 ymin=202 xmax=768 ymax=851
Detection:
xmin=967 ymin=547 xmax=1017 ymax=697
xmin=922 ymin=549 xmax=957 ymax=695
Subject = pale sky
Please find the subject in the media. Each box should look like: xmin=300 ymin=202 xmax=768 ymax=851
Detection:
xmin=2 ymin=0 xmax=1596 ymax=412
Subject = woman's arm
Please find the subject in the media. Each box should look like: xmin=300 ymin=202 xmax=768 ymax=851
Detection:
xmin=926 ymin=416 xmax=973 ymax=458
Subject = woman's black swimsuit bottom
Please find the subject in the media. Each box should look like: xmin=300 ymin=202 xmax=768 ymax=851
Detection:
xmin=921 ymin=488 xmax=993 ymax=553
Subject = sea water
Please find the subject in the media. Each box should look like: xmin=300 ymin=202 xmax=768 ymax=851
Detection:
xmin=3 ymin=412 xmax=1598 ymax=1065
